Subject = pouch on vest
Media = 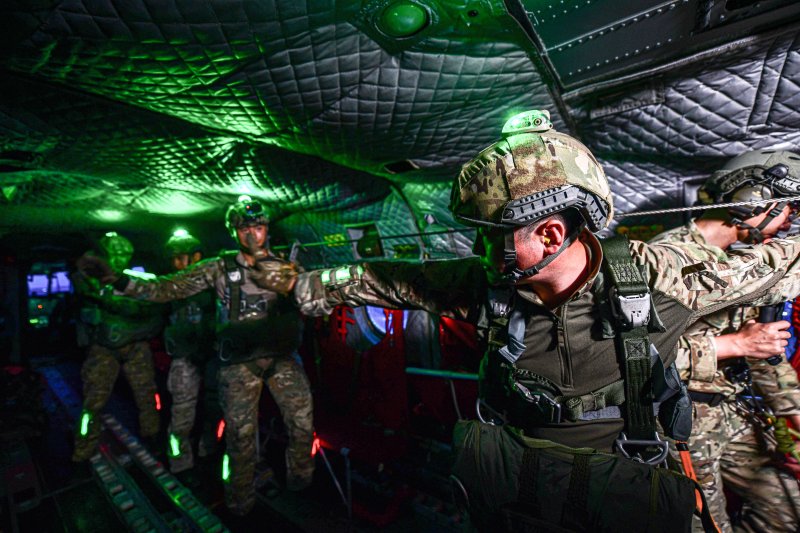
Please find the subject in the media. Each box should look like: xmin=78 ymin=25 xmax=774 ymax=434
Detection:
xmin=96 ymin=312 xmax=163 ymax=349
xmin=216 ymin=312 xmax=302 ymax=364
xmin=451 ymin=420 xmax=715 ymax=533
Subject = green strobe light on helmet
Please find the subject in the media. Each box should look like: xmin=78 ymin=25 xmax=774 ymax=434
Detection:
xmin=450 ymin=110 xmax=613 ymax=282
xmin=165 ymin=228 xmax=202 ymax=256
xmin=225 ymin=195 xmax=269 ymax=238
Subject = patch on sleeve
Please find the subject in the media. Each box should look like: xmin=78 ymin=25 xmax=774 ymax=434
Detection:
xmin=681 ymin=263 xmax=729 ymax=290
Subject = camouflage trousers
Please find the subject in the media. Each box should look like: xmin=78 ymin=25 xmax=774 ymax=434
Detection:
xmin=671 ymin=400 xmax=800 ymax=532
xmin=218 ymin=356 xmax=314 ymax=515
xmin=72 ymin=341 xmax=159 ymax=462
xmin=167 ymin=357 xmax=223 ymax=473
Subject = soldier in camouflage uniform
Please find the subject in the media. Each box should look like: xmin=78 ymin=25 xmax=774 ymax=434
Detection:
xmin=72 ymin=232 xmax=163 ymax=462
xmin=162 ymin=230 xmax=219 ymax=473
xmin=650 ymin=150 xmax=800 ymax=532
xmin=279 ymin=111 xmax=800 ymax=531
xmin=78 ymin=198 xmax=313 ymax=516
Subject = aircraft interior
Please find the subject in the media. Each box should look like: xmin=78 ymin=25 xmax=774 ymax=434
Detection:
xmin=2 ymin=1 xmax=800 ymax=531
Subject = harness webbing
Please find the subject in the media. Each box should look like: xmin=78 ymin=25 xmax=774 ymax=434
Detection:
xmin=222 ymin=252 xmax=243 ymax=322
xmin=600 ymin=236 xmax=656 ymax=441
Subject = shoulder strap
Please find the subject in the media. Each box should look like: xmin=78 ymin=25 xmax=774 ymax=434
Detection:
xmin=221 ymin=251 xmax=243 ymax=322
xmin=600 ymin=236 xmax=656 ymax=442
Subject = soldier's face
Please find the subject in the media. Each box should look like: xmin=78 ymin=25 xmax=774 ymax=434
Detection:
xmin=236 ymin=224 xmax=268 ymax=249
xmin=171 ymin=254 xmax=191 ymax=271
xmin=107 ymin=252 xmax=131 ymax=274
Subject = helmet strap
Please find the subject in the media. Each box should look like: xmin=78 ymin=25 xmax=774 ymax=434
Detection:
xmin=503 ymin=223 xmax=584 ymax=282
xmin=735 ymin=201 xmax=787 ymax=244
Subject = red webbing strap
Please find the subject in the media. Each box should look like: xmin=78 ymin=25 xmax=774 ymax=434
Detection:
xmin=675 ymin=441 xmax=721 ymax=533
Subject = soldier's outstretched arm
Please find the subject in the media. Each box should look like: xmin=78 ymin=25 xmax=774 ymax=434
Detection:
xmin=294 ymin=258 xmax=483 ymax=322
xmin=111 ymin=257 xmax=222 ymax=303
xmin=631 ymin=236 xmax=800 ymax=313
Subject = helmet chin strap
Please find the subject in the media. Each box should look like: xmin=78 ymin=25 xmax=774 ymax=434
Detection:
xmin=502 ymin=223 xmax=585 ymax=283
xmin=734 ymin=201 xmax=787 ymax=244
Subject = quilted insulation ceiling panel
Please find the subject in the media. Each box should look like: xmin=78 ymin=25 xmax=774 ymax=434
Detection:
xmin=1 ymin=0 xmax=799 ymax=263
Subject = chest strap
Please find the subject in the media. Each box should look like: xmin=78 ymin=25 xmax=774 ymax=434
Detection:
xmin=222 ymin=252 xmax=244 ymax=322
xmin=600 ymin=236 xmax=659 ymax=451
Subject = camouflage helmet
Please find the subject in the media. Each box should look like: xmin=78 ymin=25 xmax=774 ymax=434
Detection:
xmin=97 ymin=231 xmax=133 ymax=273
xmin=698 ymin=149 xmax=800 ymax=215
xmin=165 ymin=229 xmax=202 ymax=256
xmin=450 ymin=110 xmax=613 ymax=232
xmin=225 ymin=195 xmax=269 ymax=238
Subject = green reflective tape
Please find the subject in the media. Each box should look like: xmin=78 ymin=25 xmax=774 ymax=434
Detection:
xmin=335 ymin=267 xmax=351 ymax=281
xmin=169 ymin=434 xmax=181 ymax=457
xmin=80 ymin=411 xmax=91 ymax=436
xmin=356 ymin=265 xmax=364 ymax=276
xmin=321 ymin=270 xmax=331 ymax=284
xmin=123 ymin=268 xmax=157 ymax=280
xmin=222 ymin=453 xmax=231 ymax=482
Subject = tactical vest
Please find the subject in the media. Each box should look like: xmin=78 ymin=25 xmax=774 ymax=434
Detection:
xmin=480 ymin=236 xmax=695 ymax=451
xmin=164 ymin=289 xmax=215 ymax=363
xmin=456 ymin=236 xmax=719 ymax=532
xmin=215 ymin=251 xmax=302 ymax=365
xmin=80 ymin=297 xmax=163 ymax=350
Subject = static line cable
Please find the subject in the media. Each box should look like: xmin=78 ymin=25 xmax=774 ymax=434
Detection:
xmin=274 ymin=196 xmax=800 ymax=251
xmin=271 ymin=227 xmax=474 ymax=251
xmin=615 ymin=195 xmax=800 ymax=219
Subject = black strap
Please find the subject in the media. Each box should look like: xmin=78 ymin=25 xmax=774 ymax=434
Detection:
xmin=222 ymin=252 xmax=243 ymax=322
xmin=601 ymin=236 xmax=656 ymax=441
xmin=561 ymin=454 xmax=591 ymax=529
xmin=518 ymin=447 xmax=541 ymax=518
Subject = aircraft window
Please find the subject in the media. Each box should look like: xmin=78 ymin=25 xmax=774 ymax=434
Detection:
xmin=366 ymin=306 xmax=408 ymax=336
xmin=347 ymin=224 xmax=384 ymax=259
xmin=50 ymin=271 xmax=72 ymax=294
xmin=27 ymin=274 xmax=49 ymax=297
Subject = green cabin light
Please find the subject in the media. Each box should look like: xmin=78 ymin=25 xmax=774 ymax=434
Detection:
xmin=94 ymin=209 xmax=126 ymax=222
xmin=378 ymin=1 xmax=429 ymax=38
xmin=80 ymin=411 xmax=91 ymax=437
xmin=237 ymin=194 xmax=252 ymax=203
xmin=501 ymin=110 xmax=553 ymax=136
xmin=169 ymin=434 xmax=181 ymax=457
xmin=222 ymin=453 xmax=231 ymax=482
xmin=173 ymin=228 xmax=189 ymax=238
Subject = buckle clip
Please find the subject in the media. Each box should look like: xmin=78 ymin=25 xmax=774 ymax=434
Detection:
xmin=512 ymin=381 xmax=562 ymax=423
xmin=615 ymin=432 xmax=669 ymax=465
xmin=611 ymin=289 xmax=651 ymax=329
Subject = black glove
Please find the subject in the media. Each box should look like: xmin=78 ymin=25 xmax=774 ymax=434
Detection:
xmin=76 ymin=253 xmax=118 ymax=285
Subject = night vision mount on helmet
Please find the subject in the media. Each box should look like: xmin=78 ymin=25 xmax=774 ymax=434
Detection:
xmin=699 ymin=149 xmax=800 ymax=243
xmin=225 ymin=195 xmax=269 ymax=238
xmin=450 ymin=109 xmax=613 ymax=281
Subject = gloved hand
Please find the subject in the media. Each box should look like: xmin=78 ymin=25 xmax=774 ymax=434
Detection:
xmin=251 ymin=259 xmax=298 ymax=295
xmin=76 ymin=253 xmax=118 ymax=285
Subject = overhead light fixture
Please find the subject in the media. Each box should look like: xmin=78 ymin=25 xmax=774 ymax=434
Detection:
xmin=377 ymin=1 xmax=430 ymax=38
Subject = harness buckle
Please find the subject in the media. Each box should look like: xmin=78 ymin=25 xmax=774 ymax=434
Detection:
xmin=615 ymin=432 xmax=669 ymax=466
xmin=512 ymin=381 xmax=562 ymax=423
xmin=610 ymin=289 xmax=651 ymax=329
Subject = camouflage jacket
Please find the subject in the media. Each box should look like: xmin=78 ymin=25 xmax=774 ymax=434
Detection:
xmin=296 ymin=229 xmax=800 ymax=322
xmin=114 ymin=250 xmax=301 ymax=362
xmin=295 ymin=230 xmax=800 ymax=445
xmin=72 ymin=270 xmax=164 ymax=349
xmin=650 ymin=220 xmax=800 ymax=415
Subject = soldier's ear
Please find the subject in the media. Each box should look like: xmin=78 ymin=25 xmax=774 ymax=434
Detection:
xmin=191 ymin=251 xmax=202 ymax=264
xmin=535 ymin=218 xmax=567 ymax=249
